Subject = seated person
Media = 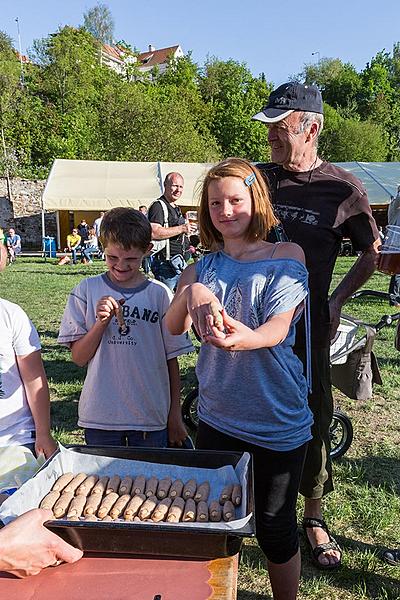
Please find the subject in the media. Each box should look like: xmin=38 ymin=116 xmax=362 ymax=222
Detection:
xmin=7 ymin=228 xmax=22 ymax=260
xmin=82 ymin=227 xmax=100 ymax=263
xmin=66 ymin=228 xmax=82 ymax=264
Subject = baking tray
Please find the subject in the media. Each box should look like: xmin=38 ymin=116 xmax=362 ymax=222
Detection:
xmin=38 ymin=446 xmax=255 ymax=560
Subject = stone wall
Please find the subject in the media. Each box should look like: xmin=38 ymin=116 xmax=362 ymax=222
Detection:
xmin=0 ymin=178 xmax=56 ymax=249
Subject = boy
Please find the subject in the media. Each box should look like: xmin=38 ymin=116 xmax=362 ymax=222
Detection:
xmin=58 ymin=208 xmax=193 ymax=447
xmin=0 ymin=239 xmax=57 ymax=458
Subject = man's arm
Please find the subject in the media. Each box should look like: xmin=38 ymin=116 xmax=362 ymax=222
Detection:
xmin=150 ymin=221 xmax=190 ymax=241
xmin=329 ymin=238 xmax=380 ymax=339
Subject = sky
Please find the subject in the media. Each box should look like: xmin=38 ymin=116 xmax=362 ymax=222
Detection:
xmin=2 ymin=0 xmax=400 ymax=85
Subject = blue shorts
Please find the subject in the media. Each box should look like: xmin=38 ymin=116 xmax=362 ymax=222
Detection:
xmin=84 ymin=428 xmax=168 ymax=448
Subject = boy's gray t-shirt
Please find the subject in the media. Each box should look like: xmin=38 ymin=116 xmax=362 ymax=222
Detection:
xmin=58 ymin=274 xmax=193 ymax=431
xmin=195 ymin=251 xmax=313 ymax=451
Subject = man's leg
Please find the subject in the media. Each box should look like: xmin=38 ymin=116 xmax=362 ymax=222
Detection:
xmin=389 ymin=274 xmax=400 ymax=307
xmin=296 ymin=346 xmax=341 ymax=568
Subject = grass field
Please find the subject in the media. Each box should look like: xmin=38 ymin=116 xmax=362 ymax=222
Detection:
xmin=1 ymin=257 xmax=399 ymax=599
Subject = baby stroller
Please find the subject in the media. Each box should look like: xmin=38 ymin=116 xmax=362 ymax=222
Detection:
xmin=181 ymin=291 xmax=400 ymax=460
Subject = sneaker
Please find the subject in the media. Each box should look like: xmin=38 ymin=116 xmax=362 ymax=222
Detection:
xmin=382 ymin=548 xmax=400 ymax=566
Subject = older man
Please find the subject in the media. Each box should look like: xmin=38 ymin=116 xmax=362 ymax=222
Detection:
xmin=253 ymin=82 xmax=380 ymax=569
xmin=148 ymin=172 xmax=194 ymax=291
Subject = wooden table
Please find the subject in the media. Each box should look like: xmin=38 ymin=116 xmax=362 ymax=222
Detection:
xmin=0 ymin=553 xmax=239 ymax=600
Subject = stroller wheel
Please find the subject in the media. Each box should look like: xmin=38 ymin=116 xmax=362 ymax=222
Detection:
xmin=182 ymin=388 xmax=199 ymax=430
xmin=330 ymin=410 xmax=353 ymax=459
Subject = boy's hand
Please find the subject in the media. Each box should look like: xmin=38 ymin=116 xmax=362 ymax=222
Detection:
xmin=167 ymin=410 xmax=188 ymax=447
xmin=95 ymin=296 xmax=121 ymax=323
xmin=35 ymin=433 xmax=58 ymax=459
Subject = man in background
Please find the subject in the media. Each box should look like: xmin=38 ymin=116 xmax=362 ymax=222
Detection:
xmin=148 ymin=172 xmax=194 ymax=291
xmin=7 ymin=227 xmax=22 ymax=261
xmin=253 ymin=82 xmax=380 ymax=570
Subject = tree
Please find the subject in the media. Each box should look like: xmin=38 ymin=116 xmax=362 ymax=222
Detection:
xmin=199 ymin=58 xmax=272 ymax=161
xmin=83 ymin=2 xmax=114 ymax=44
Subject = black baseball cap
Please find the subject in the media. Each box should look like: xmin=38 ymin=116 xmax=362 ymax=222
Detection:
xmin=252 ymin=82 xmax=323 ymax=123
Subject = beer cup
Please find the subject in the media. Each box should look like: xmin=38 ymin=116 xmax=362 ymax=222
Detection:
xmin=378 ymin=225 xmax=400 ymax=275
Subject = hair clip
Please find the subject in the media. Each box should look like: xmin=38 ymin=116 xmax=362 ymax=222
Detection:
xmin=244 ymin=173 xmax=256 ymax=187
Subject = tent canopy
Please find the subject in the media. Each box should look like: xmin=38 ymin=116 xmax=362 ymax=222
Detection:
xmin=43 ymin=159 xmax=400 ymax=211
xmin=43 ymin=159 xmax=213 ymax=210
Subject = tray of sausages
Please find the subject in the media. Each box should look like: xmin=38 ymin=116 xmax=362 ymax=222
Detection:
xmin=0 ymin=445 xmax=255 ymax=559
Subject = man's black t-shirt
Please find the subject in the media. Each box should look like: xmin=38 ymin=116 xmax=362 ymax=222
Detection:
xmin=259 ymin=161 xmax=379 ymax=347
xmin=148 ymin=195 xmax=187 ymax=260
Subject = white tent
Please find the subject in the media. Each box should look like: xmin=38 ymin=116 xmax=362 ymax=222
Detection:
xmin=42 ymin=158 xmax=400 ymax=246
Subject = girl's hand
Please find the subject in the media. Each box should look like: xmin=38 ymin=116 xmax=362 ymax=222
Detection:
xmin=95 ymin=295 xmax=121 ymax=323
xmin=187 ymin=283 xmax=224 ymax=341
xmin=205 ymin=310 xmax=258 ymax=351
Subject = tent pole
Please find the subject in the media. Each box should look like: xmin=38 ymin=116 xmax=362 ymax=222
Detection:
xmin=56 ymin=211 xmax=61 ymax=250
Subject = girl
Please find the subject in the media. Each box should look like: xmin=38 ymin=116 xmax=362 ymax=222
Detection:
xmin=165 ymin=158 xmax=313 ymax=600
xmin=82 ymin=227 xmax=99 ymax=263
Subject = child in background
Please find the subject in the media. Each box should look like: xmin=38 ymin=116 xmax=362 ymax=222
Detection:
xmin=166 ymin=158 xmax=313 ymax=600
xmin=0 ymin=240 xmax=57 ymax=458
xmin=58 ymin=207 xmax=193 ymax=447
xmin=82 ymin=227 xmax=99 ymax=264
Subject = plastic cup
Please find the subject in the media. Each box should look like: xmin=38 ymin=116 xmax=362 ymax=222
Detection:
xmin=378 ymin=225 xmax=400 ymax=275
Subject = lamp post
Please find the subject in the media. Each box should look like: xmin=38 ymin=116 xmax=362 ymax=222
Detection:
xmin=15 ymin=17 xmax=25 ymax=87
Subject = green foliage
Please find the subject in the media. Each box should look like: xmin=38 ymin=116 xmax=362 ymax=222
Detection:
xmin=83 ymin=2 xmax=114 ymax=44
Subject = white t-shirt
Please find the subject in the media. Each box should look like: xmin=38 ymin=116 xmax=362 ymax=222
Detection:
xmin=58 ymin=274 xmax=194 ymax=431
xmin=0 ymin=299 xmax=39 ymax=446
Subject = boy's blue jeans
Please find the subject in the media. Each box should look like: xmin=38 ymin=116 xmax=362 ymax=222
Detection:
xmin=84 ymin=428 xmax=168 ymax=448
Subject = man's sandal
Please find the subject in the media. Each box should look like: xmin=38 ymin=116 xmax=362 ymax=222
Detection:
xmin=302 ymin=517 xmax=342 ymax=570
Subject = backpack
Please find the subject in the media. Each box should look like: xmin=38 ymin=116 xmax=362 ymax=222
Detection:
xmin=148 ymin=198 xmax=170 ymax=259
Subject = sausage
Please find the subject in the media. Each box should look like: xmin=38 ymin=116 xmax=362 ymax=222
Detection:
xmin=132 ymin=475 xmax=146 ymax=496
xmin=196 ymin=501 xmax=209 ymax=522
xmin=145 ymin=476 xmax=159 ymax=497
xmin=209 ymin=300 xmax=224 ymax=329
xmin=123 ymin=494 xmax=146 ymax=521
xmin=63 ymin=473 xmax=88 ymax=494
xmin=110 ymin=494 xmax=131 ymax=519
xmin=97 ymin=492 xmax=119 ymax=518
xmin=40 ymin=490 xmax=60 ymax=510
xmin=83 ymin=493 xmax=104 ymax=516
xmin=194 ymin=482 xmax=210 ymax=503
xmin=92 ymin=476 xmax=110 ymax=495
xmin=169 ymin=479 xmax=184 ymax=499
xmin=219 ymin=484 xmax=233 ymax=505
xmin=166 ymin=497 xmax=185 ymax=523
xmin=222 ymin=500 xmax=235 ymax=522
xmin=182 ymin=479 xmax=197 ymax=500
xmin=106 ymin=475 xmax=121 ymax=495
xmin=51 ymin=473 xmax=74 ymax=493
xmin=76 ymin=475 xmax=99 ymax=497
xmin=119 ymin=476 xmax=133 ymax=495
xmin=157 ymin=477 xmax=172 ymax=499
xmin=151 ymin=498 xmax=172 ymax=522
xmin=102 ymin=515 xmax=113 ymax=522
xmin=84 ymin=515 xmax=98 ymax=522
xmin=53 ymin=492 xmax=75 ymax=518
xmin=67 ymin=494 xmax=87 ymax=518
xmin=138 ymin=495 xmax=158 ymax=520
xmin=232 ymin=484 xmax=242 ymax=506
xmin=209 ymin=500 xmax=222 ymax=522
xmin=183 ymin=499 xmax=196 ymax=522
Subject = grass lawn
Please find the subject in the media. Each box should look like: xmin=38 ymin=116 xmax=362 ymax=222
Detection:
xmin=1 ymin=257 xmax=399 ymax=599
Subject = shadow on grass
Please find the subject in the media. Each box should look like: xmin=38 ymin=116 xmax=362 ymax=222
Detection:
xmin=336 ymin=455 xmax=400 ymax=495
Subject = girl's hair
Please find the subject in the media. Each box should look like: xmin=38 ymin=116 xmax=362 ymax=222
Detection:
xmin=198 ymin=158 xmax=279 ymax=249
xmin=100 ymin=207 xmax=151 ymax=251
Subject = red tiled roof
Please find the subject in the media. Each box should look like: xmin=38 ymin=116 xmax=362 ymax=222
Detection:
xmin=137 ymin=45 xmax=180 ymax=68
xmin=16 ymin=51 xmax=29 ymax=64
xmin=102 ymin=44 xmax=124 ymax=62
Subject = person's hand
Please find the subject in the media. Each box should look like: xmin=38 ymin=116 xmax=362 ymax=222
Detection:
xmin=204 ymin=310 xmax=257 ymax=351
xmin=35 ymin=433 xmax=58 ymax=459
xmin=187 ymin=284 xmax=224 ymax=341
xmin=0 ymin=509 xmax=83 ymax=577
xmin=167 ymin=409 xmax=188 ymax=447
xmin=95 ymin=295 xmax=121 ymax=324
xmin=329 ymin=298 xmax=342 ymax=341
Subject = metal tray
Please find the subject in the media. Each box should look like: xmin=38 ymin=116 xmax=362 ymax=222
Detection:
xmin=44 ymin=445 xmax=255 ymax=560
